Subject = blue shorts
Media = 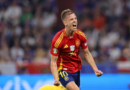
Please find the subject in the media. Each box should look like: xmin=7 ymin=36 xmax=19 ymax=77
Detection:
xmin=58 ymin=70 xmax=80 ymax=88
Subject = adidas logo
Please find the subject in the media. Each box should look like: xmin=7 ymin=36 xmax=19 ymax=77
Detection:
xmin=64 ymin=44 xmax=68 ymax=49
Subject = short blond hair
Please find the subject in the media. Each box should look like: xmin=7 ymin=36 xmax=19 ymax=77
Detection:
xmin=61 ymin=9 xmax=74 ymax=21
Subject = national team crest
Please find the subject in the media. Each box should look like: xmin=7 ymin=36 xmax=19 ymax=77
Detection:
xmin=76 ymin=39 xmax=80 ymax=47
xmin=70 ymin=45 xmax=75 ymax=51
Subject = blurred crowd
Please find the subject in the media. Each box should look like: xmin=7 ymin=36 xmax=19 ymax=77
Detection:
xmin=0 ymin=0 xmax=130 ymax=74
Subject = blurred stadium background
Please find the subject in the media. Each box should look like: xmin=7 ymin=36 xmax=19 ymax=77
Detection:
xmin=0 ymin=0 xmax=130 ymax=90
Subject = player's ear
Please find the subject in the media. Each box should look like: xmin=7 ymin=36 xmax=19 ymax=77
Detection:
xmin=63 ymin=20 xmax=67 ymax=26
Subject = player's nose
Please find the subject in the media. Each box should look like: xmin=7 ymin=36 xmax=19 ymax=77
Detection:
xmin=73 ymin=20 xmax=77 ymax=23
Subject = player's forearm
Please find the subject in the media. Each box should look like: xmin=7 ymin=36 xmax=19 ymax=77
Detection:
xmin=84 ymin=52 xmax=98 ymax=72
xmin=51 ymin=60 xmax=58 ymax=80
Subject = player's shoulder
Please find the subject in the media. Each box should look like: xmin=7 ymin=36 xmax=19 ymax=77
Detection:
xmin=75 ymin=29 xmax=86 ymax=39
xmin=52 ymin=29 xmax=65 ymax=48
xmin=52 ymin=29 xmax=65 ymax=41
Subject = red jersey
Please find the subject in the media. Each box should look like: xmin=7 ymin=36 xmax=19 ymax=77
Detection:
xmin=50 ymin=29 xmax=88 ymax=73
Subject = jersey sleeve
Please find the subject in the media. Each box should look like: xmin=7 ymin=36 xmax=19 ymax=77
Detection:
xmin=50 ymin=39 xmax=60 ymax=56
xmin=80 ymin=33 xmax=88 ymax=49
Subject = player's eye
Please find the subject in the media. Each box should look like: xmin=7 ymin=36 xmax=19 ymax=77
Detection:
xmin=70 ymin=18 xmax=73 ymax=20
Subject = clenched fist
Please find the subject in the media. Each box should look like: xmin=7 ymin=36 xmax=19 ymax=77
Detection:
xmin=95 ymin=70 xmax=103 ymax=77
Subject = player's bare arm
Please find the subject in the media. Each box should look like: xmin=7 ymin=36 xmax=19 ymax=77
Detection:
xmin=83 ymin=48 xmax=103 ymax=77
xmin=51 ymin=55 xmax=60 ymax=86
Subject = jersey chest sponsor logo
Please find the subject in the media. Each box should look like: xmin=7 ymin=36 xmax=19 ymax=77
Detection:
xmin=70 ymin=45 xmax=75 ymax=51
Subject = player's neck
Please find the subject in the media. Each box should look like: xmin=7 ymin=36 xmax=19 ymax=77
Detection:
xmin=65 ymin=28 xmax=74 ymax=38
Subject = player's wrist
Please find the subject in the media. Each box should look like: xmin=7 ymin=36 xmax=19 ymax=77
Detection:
xmin=54 ymin=77 xmax=59 ymax=81
xmin=93 ymin=68 xmax=98 ymax=72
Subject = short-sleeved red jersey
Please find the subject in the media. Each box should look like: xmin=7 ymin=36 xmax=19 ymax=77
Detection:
xmin=50 ymin=29 xmax=88 ymax=73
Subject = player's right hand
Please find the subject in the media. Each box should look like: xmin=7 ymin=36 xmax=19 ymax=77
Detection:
xmin=54 ymin=80 xmax=60 ymax=86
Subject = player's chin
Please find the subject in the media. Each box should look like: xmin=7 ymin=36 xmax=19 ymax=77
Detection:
xmin=72 ymin=28 xmax=77 ymax=31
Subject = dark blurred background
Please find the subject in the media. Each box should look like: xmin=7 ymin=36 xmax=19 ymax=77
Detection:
xmin=0 ymin=0 xmax=130 ymax=75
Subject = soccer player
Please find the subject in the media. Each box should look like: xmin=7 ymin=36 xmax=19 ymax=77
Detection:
xmin=50 ymin=9 xmax=103 ymax=90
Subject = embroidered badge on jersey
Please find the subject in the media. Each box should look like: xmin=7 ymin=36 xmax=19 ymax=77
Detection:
xmin=70 ymin=45 xmax=75 ymax=51
xmin=75 ymin=39 xmax=80 ymax=47
xmin=53 ymin=48 xmax=58 ymax=54
xmin=84 ymin=43 xmax=87 ymax=46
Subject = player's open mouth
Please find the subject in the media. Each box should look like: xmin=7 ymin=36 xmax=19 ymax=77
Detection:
xmin=73 ymin=24 xmax=77 ymax=28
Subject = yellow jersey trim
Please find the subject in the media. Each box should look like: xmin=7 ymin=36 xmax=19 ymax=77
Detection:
xmin=75 ymin=30 xmax=86 ymax=39
xmin=58 ymin=58 xmax=63 ymax=71
xmin=58 ymin=58 xmax=63 ymax=80
xmin=54 ymin=32 xmax=64 ymax=48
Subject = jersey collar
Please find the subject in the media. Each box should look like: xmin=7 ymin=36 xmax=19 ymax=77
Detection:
xmin=63 ymin=29 xmax=76 ymax=39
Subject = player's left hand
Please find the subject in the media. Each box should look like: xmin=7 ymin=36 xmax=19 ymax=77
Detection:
xmin=95 ymin=70 xmax=103 ymax=77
